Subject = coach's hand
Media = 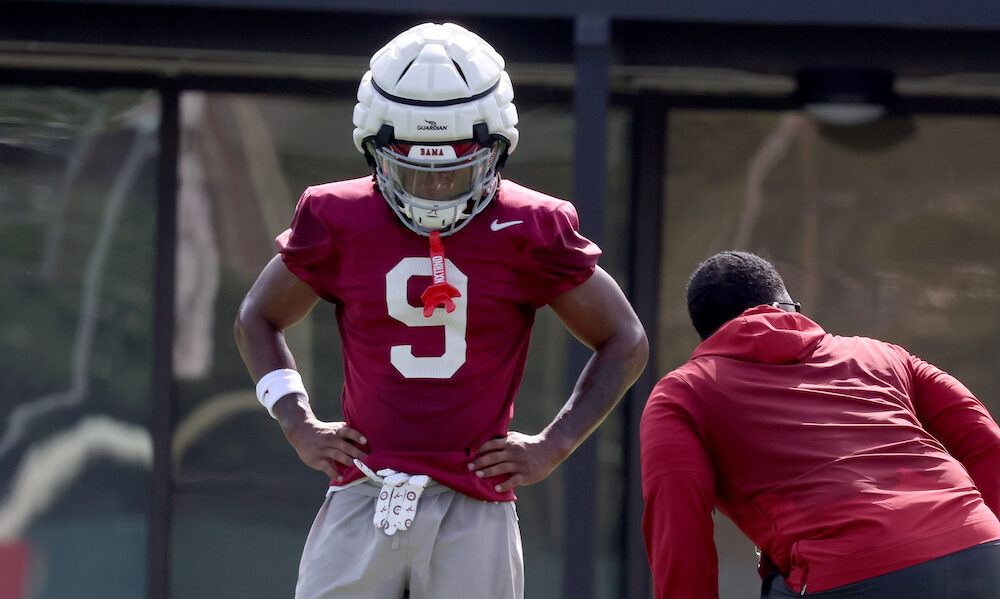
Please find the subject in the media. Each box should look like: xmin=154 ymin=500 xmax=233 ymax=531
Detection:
xmin=274 ymin=394 xmax=368 ymax=482
xmin=469 ymin=431 xmax=568 ymax=493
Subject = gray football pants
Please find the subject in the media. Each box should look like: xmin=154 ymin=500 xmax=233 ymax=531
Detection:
xmin=294 ymin=481 xmax=524 ymax=599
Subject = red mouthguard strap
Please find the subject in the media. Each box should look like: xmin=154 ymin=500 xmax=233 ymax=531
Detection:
xmin=420 ymin=231 xmax=462 ymax=317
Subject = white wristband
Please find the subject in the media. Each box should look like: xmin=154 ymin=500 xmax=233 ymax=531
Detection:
xmin=255 ymin=368 xmax=308 ymax=419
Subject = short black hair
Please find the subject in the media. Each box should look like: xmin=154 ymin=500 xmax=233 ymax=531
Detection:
xmin=686 ymin=251 xmax=788 ymax=340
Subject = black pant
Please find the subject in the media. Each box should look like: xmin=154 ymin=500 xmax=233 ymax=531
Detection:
xmin=761 ymin=541 xmax=1000 ymax=598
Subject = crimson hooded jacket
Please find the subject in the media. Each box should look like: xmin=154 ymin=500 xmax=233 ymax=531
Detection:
xmin=640 ymin=305 xmax=1000 ymax=598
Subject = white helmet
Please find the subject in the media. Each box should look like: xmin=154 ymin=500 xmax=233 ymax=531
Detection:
xmin=353 ymin=22 xmax=519 ymax=236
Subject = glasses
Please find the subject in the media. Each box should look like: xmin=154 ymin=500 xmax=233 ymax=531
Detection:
xmin=771 ymin=301 xmax=802 ymax=313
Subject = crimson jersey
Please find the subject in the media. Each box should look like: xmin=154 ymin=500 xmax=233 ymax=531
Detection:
xmin=277 ymin=177 xmax=600 ymax=501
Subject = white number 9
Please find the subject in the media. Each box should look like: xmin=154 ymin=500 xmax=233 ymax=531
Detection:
xmin=385 ymin=257 xmax=468 ymax=379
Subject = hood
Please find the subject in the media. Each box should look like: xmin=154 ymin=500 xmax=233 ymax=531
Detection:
xmin=692 ymin=305 xmax=826 ymax=365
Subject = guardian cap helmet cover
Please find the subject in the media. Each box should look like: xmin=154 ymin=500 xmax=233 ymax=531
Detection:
xmin=353 ymin=22 xmax=519 ymax=235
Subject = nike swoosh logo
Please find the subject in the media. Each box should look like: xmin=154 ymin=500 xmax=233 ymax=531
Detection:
xmin=490 ymin=219 xmax=524 ymax=231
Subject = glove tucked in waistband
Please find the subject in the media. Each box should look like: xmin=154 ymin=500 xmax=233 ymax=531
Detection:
xmin=354 ymin=459 xmax=432 ymax=535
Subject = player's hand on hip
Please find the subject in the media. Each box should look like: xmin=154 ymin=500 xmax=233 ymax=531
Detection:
xmin=282 ymin=417 xmax=369 ymax=482
xmin=468 ymin=432 xmax=561 ymax=493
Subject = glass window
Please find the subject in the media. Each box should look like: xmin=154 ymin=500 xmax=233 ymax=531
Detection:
xmin=0 ymin=87 xmax=158 ymax=599
xmin=170 ymin=92 xmax=356 ymax=598
xmin=660 ymin=108 xmax=1000 ymax=597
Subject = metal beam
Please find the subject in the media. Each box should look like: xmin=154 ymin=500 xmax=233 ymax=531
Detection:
xmin=622 ymin=91 xmax=667 ymax=599
xmin=149 ymin=80 xmax=179 ymax=599
xmin=9 ymin=0 xmax=1000 ymax=30
xmin=7 ymin=4 xmax=1000 ymax=83
xmin=562 ymin=14 xmax=610 ymax=599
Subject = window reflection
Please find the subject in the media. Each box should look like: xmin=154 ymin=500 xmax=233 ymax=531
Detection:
xmin=171 ymin=92 xmax=356 ymax=598
xmin=0 ymin=88 xmax=157 ymax=599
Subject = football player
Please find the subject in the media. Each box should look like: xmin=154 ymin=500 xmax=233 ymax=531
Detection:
xmin=235 ymin=22 xmax=648 ymax=599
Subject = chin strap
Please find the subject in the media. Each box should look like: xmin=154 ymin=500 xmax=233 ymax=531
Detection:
xmin=420 ymin=231 xmax=462 ymax=317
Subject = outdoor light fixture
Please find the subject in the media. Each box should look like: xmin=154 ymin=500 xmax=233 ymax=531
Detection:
xmin=795 ymin=68 xmax=895 ymax=126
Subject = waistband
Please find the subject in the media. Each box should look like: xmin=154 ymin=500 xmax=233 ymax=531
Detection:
xmin=327 ymin=477 xmax=453 ymax=498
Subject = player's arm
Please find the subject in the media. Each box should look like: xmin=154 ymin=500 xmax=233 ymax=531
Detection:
xmin=909 ymin=356 xmax=1000 ymax=515
xmin=469 ymin=266 xmax=648 ymax=492
xmin=640 ymin=379 xmax=720 ymax=599
xmin=235 ymin=255 xmax=368 ymax=481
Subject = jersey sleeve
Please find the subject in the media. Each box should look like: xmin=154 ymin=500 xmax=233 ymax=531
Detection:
xmin=275 ymin=187 xmax=339 ymax=301
xmin=517 ymin=201 xmax=601 ymax=307
xmin=640 ymin=374 xmax=720 ymax=599
xmin=908 ymin=352 xmax=1000 ymax=517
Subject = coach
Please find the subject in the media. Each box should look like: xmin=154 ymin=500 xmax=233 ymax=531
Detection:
xmin=640 ymin=251 xmax=1000 ymax=598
